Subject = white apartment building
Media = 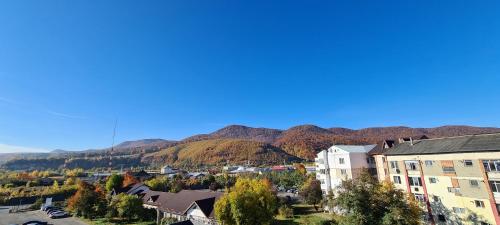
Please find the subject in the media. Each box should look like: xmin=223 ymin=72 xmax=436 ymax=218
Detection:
xmin=315 ymin=144 xmax=377 ymax=194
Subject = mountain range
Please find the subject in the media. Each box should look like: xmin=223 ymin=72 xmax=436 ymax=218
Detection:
xmin=2 ymin=125 xmax=500 ymax=170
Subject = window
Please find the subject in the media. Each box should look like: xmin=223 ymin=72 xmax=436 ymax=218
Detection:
xmin=442 ymin=167 xmax=456 ymax=173
xmin=429 ymin=177 xmax=437 ymax=184
xmin=414 ymin=194 xmax=425 ymax=202
xmin=405 ymin=161 xmax=418 ymax=170
xmin=319 ymin=169 xmax=326 ymax=174
xmin=470 ymin=180 xmax=479 ymax=187
xmin=390 ymin=161 xmax=399 ymax=169
xmin=340 ymin=169 xmax=347 ymax=175
xmin=393 ymin=176 xmax=402 ymax=184
xmin=437 ymin=214 xmax=446 ymax=222
xmin=432 ymin=195 xmax=440 ymax=202
xmin=339 ymin=158 xmax=345 ymax=164
xmin=475 ymin=200 xmax=485 ymax=208
xmin=453 ymin=207 xmax=465 ymax=214
xmin=464 ymin=160 xmax=473 ymax=167
xmin=408 ymin=176 xmax=422 ymax=186
xmin=447 ymin=187 xmax=460 ymax=193
xmin=483 ymin=160 xmax=500 ymax=172
xmin=490 ymin=181 xmax=500 ymax=193
xmin=425 ymin=160 xmax=433 ymax=166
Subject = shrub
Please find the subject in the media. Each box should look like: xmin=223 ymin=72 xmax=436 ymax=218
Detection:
xmin=278 ymin=205 xmax=294 ymax=218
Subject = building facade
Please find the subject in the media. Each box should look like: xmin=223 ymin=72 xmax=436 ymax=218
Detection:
xmin=315 ymin=144 xmax=377 ymax=194
xmin=383 ymin=133 xmax=500 ymax=225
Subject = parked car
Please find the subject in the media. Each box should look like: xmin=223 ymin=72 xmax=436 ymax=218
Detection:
xmin=46 ymin=208 xmax=61 ymax=214
xmin=40 ymin=206 xmax=55 ymax=211
xmin=22 ymin=221 xmax=48 ymax=225
xmin=48 ymin=211 xmax=68 ymax=219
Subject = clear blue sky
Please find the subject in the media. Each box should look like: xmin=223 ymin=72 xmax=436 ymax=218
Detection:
xmin=0 ymin=1 xmax=499 ymax=152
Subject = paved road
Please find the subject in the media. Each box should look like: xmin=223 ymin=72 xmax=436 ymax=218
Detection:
xmin=0 ymin=210 xmax=88 ymax=225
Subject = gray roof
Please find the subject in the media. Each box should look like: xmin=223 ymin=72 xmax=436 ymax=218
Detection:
xmin=384 ymin=133 xmax=500 ymax=155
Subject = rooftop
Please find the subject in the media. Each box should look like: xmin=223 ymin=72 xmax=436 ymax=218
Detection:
xmin=384 ymin=133 xmax=500 ymax=155
xmin=330 ymin=144 xmax=377 ymax=153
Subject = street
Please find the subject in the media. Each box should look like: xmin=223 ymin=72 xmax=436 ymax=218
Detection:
xmin=0 ymin=209 xmax=88 ymax=225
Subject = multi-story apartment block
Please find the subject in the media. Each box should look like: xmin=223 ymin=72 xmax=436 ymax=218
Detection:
xmin=383 ymin=133 xmax=500 ymax=225
xmin=315 ymin=144 xmax=377 ymax=194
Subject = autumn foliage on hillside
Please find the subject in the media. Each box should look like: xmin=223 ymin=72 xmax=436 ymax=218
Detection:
xmin=142 ymin=139 xmax=300 ymax=167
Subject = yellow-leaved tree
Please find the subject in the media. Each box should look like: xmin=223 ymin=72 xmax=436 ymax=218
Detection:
xmin=214 ymin=178 xmax=277 ymax=225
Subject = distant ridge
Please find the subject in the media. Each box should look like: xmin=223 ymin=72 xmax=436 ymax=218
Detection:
xmin=2 ymin=125 xmax=500 ymax=169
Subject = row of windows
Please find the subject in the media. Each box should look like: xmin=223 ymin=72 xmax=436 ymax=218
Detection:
xmin=389 ymin=160 xmax=475 ymax=169
xmin=483 ymin=160 xmax=500 ymax=172
xmin=392 ymin=175 xmax=481 ymax=188
xmin=317 ymin=157 xmax=375 ymax=165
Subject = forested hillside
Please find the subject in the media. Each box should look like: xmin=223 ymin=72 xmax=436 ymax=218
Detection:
xmin=2 ymin=125 xmax=500 ymax=169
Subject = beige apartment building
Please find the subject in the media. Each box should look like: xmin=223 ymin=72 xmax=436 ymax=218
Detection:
xmin=378 ymin=133 xmax=500 ymax=225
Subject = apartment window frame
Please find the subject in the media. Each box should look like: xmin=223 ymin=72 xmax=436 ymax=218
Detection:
xmin=429 ymin=177 xmax=437 ymax=184
xmin=390 ymin=161 xmax=399 ymax=169
xmin=393 ymin=176 xmax=402 ymax=184
xmin=432 ymin=195 xmax=440 ymax=202
xmin=483 ymin=160 xmax=500 ymax=172
xmin=340 ymin=169 xmax=347 ymax=175
xmin=425 ymin=160 xmax=433 ymax=166
xmin=339 ymin=158 xmax=345 ymax=165
xmin=442 ymin=167 xmax=456 ymax=173
xmin=414 ymin=193 xmax=425 ymax=203
xmin=453 ymin=207 xmax=465 ymax=214
xmin=447 ymin=187 xmax=460 ymax=194
xmin=475 ymin=200 xmax=485 ymax=208
xmin=464 ymin=160 xmax=473 ymax=167
xmin=405 ymin=161 xmax=419 ymax=171
xmin=470 ymin=180 xmax=479 ymax=187
xmin=408 ymin=176 xmax=423 ymax=187
xmin=490 ymin=181 xmax=500 ymax=193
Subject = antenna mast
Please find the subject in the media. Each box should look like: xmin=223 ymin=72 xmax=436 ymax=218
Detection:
xmin=111 ymin=119 xmax=118 ymax=152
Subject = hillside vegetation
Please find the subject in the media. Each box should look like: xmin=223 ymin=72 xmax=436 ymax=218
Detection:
xmin=142 ymin=139 xmax=300 ymax=167
xmin=2 ymin=125 xmax=500 ymax=169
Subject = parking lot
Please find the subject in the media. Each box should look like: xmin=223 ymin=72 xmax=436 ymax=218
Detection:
xmin=0 ymin=209 xmax=88 ymax=225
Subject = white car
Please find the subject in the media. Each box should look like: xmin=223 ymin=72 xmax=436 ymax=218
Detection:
xmin=48 ymin=211 xmax=68 ymax=219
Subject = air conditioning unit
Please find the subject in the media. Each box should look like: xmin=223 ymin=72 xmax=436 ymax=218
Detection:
xmin=396 ymin=169 xmax=400 ymax=174
xmin=414 ymin=187 xmax=419 ymax=192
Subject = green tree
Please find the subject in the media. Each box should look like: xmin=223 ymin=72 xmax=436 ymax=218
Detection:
xmin=110 ymin=193 xmax=144 ymax=221
xmin=106 ymin=174 xmax=124 ymax=192
xmin=214 ymin=178 xmax=277 ymax=225
xmin=299 ymin=177 xmax=323 ymax=211
xmin=334 ymin=171 xmax=422 ymax=225
xmin=145 ymin=176 xmax=170 ymax=192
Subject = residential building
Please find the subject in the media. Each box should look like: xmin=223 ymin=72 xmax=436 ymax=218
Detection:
xmin=383 ymin=133 xmax=500 ymax=225
xmin=110 ymin=183 xmax=150 ymax=196
xmin=315 ymin=144 xmax=377 ymax=194
xmin=161 ymin=165 xmax=177 ymax=174
xmin=142 ymin=189 xmax=222 ymax=225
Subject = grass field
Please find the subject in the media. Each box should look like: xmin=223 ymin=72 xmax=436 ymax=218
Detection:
xmin=274 ymin=204 xmax=334 ymax=225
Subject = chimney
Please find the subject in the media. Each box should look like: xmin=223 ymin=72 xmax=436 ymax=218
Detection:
xmin=410 ymin=137 xmax=413 ymax=146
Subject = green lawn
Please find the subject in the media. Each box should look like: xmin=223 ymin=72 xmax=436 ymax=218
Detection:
xmin=274 ymin=204 xmax=334 ymax=225
xmin=82 ymin=217 xmax=156 ymax=225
